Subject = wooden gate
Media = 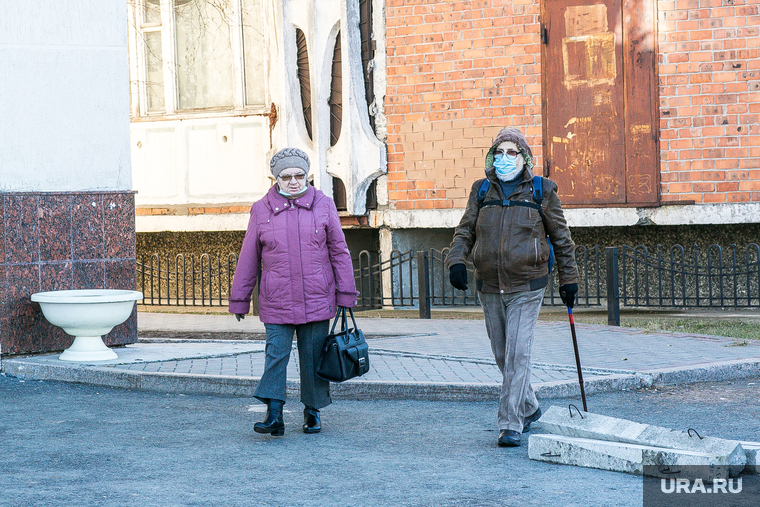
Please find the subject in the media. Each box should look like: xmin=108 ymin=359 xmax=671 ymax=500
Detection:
xmin=541 ymin=0 xmax=659 ymax=206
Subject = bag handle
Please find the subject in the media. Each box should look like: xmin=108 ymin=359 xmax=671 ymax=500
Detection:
xmin=346 ymin=307 xmax=359 ymax=331
xmin=329 ymin=306 xmax=347 ymax=334
xmin=328 ymin=306 xmax=358 ymax=335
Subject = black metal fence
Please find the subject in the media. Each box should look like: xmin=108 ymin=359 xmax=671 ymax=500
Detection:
xmin=353 ymin=246 xmax=603 ymax=310
xmin=136 ymin=243 xmax=760 ymax=322
xmin=617 ymin=244 xmax=760 ymax=308
xmin=137 ymin=253 xmax=238 ymax=307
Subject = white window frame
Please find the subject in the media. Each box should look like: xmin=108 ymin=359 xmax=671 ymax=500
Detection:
xmin=128 ymin=0 xmax=268 ymax=120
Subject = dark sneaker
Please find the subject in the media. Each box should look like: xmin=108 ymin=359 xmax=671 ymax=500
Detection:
xmin=498 ymin=430 xmax=521 ymax=447
xmin=522 ymin=407 xmax=542 ymax=433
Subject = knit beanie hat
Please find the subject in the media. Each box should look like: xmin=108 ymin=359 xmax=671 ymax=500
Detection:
xmin=485 ymin=128 xmax=534 ymax=171
xmin=270 ymin=148 xmax=310 ymax=179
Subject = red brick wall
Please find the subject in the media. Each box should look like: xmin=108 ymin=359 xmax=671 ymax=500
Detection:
xmin=658 ymin=0 xmax=760 ymax=204
xmin=384 ymin=0 xmax=760 ymax=210
xmin=385 ymin=0 xmax=543 ymax=210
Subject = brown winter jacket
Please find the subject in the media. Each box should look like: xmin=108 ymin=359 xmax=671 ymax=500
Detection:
xmin=445 ymin=130 xmax=578 ymax=294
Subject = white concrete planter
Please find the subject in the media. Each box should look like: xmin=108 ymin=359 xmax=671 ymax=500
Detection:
xmin=31 ymin=289 xmax=143 ymax=362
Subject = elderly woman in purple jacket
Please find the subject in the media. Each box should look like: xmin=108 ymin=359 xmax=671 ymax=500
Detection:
xmin=229 ymin=148 xmax=357 ymax=437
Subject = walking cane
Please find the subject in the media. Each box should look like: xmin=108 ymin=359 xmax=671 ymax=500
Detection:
xmin=566 ymin=306 xmax=588 ymax=412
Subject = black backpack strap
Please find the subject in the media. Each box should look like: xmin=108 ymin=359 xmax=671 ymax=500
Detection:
xmin=477 ymin=176 xmax=545 ymax=214
xmin=480 ymin=199 xmax=541 ymax=210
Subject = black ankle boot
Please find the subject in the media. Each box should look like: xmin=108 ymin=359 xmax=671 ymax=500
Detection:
xmin=302 ymin=407 xmax=321 ymax=434
xmin=254 ymin=400 xmax=285 ymax=436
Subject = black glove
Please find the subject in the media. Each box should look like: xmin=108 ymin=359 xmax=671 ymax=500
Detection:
xmin=449 ymin=264 xmax=468 ymax=291
xmin=559 ymin=283 xmax=578 ymax=309
xmin=235 ymin=314 xmax=245 ymax=322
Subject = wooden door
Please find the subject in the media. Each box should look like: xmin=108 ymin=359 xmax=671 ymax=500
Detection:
xmin=542 ymin=0 xmax=659 ymax=206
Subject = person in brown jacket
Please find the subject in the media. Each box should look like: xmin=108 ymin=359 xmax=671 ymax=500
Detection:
xmin=445 ymin=127 xmax=579 ymax=447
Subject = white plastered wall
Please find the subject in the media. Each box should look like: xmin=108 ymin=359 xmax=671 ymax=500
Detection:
xmin=132 ymin=0 xmax=386 ymax=232
xmin=0 ymin=0 xmax=131 ymax=192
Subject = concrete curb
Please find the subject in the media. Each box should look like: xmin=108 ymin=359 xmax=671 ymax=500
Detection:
xmin=2 ymin=358 xmax=758 ymax=402
xmin=643 ymin=359 xmax=760 ymax=386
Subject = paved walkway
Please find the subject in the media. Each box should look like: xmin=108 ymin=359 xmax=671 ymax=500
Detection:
xmin=2 ymin=312 xmax=759 ymax=401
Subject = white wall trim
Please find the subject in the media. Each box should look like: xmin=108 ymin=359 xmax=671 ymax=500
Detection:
xmin=369 ymin=202 xmax=760 ymax=229
xmin=137 ymin=214 xmax=250 ymax=232
xmin=137 ymin=201 xmax=760 ymax=233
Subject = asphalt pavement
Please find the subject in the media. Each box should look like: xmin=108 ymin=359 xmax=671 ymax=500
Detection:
xmin=2 ymin=375 xmax=758 ymax=507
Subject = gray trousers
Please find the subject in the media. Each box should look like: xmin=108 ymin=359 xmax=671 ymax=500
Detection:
xmin=480 ymin=289 xmax=544 ymax=432
xmin=254 ymin=320 xmax=331 ymax=410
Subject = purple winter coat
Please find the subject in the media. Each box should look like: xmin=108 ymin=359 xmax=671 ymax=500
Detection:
xmin=229 ymin=184 xmax=357 ymax=325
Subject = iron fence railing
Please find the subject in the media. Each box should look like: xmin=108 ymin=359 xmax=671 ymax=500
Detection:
xmin=136 ymin=243 xmax=760 ymax=322
xmin=351 ymin=246 xmax=603 ymax=310
xmin=618 ymin=244 xmax=760 ymax=308
xmin=137 ymin=253 xmax=238 ymax=306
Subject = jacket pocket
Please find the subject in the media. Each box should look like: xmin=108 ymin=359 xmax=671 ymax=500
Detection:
xmin=260 ymin=271 xmax=269 ymax=301
xmin=515 ymin=206 xmax=542 ymax=229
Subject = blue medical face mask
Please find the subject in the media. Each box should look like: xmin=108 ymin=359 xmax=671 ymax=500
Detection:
xmin=493 ymin=152 xmax=522 ymax=181
xmin=277 ymin=180 xmax=309 ymax=198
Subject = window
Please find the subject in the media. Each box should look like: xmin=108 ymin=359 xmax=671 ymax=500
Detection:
xmin=141 ymin=0 xmax=164 ymax=112
xmin=131 ymin=0 xmax=266 ymax=115
xmin=175 ymin=0 xmax=234 ymax=109
xmin=242 ymin=0 xmax=266 ymax=106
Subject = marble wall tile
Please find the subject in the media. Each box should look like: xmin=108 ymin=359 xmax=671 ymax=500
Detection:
xmin=0 ymin=254 xmax=6 ymax=307
xmin=40 ymin=263 xmax=74 ymax=292
xmin=104 ymin=306 xmax=137 ymax=347
xmin=5 ymin=264 xmax=40 ymax=305
xmin=0 ymin=198 xmax=5 ymax=264
xmin=2 ymin=264 xmax=71 ymax=354
xmin=104 ymin=193 xmax=136 ymax=260
xmin=4 ymin=195 xmax=38 ymax=264
xmin=39 ymin=195 xmax=72 ymax=262
xmin=104 ymin=257 xmax=138 ymax=347
xmin=2 ymin=191 xmax=137 ymax=355
xmin=105 ymin=259 xmax=137 ymax=291
xmin=72 ymin=261 xmax=105 ymax=289
xmin=72 ymin=194 xmax=104 ymax=260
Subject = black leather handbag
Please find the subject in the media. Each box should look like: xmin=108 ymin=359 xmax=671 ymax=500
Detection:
xmin=316 ymin=307 xmax=370 ymax=382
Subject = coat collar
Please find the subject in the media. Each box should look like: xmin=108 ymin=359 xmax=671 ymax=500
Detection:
xmin=265 ymin=184 xmax=317 ymax=215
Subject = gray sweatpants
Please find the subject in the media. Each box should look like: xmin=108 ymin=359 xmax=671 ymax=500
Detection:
xmin=254 ymin=320 xmax=332 ymax=410
xmin=480 ymin=289 xmax=544 ymax=432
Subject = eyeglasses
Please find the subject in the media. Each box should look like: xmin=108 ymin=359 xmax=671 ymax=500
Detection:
xmin=495 ymin=149 xmax=520 ymax=157
xmin=279 ymin=173 xmax=306 ymax=182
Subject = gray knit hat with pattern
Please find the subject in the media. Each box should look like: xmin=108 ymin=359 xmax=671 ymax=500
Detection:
xmin=270 ymin=148 xmax=310 ymax=178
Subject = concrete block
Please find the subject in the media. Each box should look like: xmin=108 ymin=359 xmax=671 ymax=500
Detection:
xmin=529 ymin=434 xmax=732 ymax=480
xmin=739 ymin=441 xmax=760 ymax=474
xmin=536 ymin=405 xmax=746 ymax=476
